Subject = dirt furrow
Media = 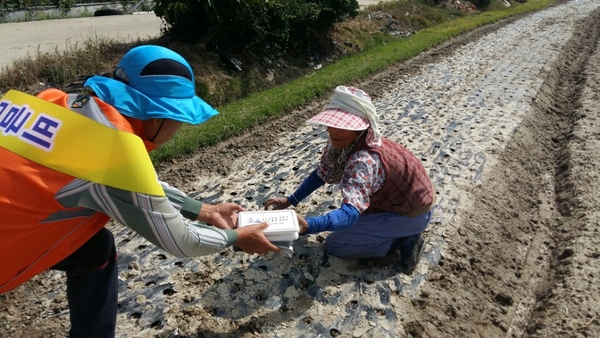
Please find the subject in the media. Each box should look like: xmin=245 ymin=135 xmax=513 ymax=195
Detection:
xmin=525 ymin=8 xmax=600 ymax=336
xmin=408 ymin=6 xmax=600 ymax=338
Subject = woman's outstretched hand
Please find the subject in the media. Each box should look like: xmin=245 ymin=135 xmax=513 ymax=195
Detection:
xmin=263 ymin=197 xmax=291 ymax=210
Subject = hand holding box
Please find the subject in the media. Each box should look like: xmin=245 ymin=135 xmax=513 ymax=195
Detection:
xmin=237 ymin=210 xmax=299 ymax=257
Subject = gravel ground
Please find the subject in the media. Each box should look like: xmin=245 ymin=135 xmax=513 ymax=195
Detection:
xmin=1 ymin=0 xmax=600 ymax=337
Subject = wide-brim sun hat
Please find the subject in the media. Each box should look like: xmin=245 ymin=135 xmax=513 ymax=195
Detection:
xmin=84 ymin=45 xmax=218 ymax=125
xmin=308 ymin=86 xmax=383 ymax=146
xmin=307 ymin=107 xmax=370 ymax=131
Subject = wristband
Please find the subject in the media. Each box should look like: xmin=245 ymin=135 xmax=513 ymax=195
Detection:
xmin=288 ymin=193 xmax=300 ymax=206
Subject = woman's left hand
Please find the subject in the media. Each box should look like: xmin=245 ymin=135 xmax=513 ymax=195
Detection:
xmin=263 ymin=197 xmax=291 ymax=210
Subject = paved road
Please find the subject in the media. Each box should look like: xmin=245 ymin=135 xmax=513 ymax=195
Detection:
xmin=0 ymin=12 xmax=164 ymax=68
xmin=0 ymin=1 xmax=379 ymax=69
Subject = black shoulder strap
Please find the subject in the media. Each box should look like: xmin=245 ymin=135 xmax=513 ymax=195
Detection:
xmin=64 ymin=72 xmax=112 ymax=94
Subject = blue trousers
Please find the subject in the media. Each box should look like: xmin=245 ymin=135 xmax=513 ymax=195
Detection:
xmin=324 ymin=210 xmax=432 ymax=259
xmin=52 ymin=227 xmax=118 ymax=338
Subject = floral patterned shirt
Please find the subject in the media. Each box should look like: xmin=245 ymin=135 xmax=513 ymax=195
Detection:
xmin=317 ymin=146 xmax=385 ymax=213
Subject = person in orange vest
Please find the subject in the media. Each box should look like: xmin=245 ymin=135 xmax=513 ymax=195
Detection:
xmin=0 ymin=45 xmax=280 ymax=337
xmin=264 ymin=86 xmax=435 ymax=274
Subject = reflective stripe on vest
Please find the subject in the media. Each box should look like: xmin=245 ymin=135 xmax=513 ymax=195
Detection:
xmin=0 ymin=90 xmax=164 ymax=196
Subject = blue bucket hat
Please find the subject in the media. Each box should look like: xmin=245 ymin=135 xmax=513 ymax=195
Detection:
xmin=84 ymin=45 xmax=218 ymax=124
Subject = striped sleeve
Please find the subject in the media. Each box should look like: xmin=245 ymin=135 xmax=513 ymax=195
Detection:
xmin=56 ymin=179 xmax=237 ymax=258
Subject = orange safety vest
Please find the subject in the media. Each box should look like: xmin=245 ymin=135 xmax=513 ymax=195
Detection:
xmin=0 ymin=88 xmax=145 ymax=294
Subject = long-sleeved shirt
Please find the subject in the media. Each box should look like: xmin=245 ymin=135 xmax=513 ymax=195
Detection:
xmin=289 ymin=142 xmax=385 ymax=233
xmin=56 ymin=178 xmax=238 ymax=258
xmin=1 ymin=88 xmax=235 ymax=294
xmin=291 ymin=136 xmax=434 ymax=234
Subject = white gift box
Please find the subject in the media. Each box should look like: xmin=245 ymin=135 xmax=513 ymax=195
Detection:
xmin=237 ymin=210 xmax=299 ymax=242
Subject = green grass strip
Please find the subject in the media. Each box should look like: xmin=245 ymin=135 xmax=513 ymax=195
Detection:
xmin=151 ymin=0 xmax=555 ymax=163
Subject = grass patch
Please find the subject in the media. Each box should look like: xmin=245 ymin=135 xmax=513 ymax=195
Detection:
xmin=151 ymin=0 xmax=555 ymax=163
xmin=0 ymin=0 xmax=556 ymax=165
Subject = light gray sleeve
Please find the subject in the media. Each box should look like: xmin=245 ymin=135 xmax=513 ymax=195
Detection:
xmin=55 ymin=179 xmax=238 ymax=258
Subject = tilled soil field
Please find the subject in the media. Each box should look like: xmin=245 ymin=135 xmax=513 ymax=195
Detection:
xmin=1 ymin=0 xmax=600 ymax=337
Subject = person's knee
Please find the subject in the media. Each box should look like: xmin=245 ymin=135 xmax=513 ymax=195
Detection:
xmin=324 ymin=236 xmax=363 ymax=259
xmin=323 ymin=233 xmax=349 ymax=257
xmin=324 ymin=240 xmax=344 ymax=258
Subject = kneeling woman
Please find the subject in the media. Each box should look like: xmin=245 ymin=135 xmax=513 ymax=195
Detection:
xmin=264 ymin=86 xmax=436 ymax=274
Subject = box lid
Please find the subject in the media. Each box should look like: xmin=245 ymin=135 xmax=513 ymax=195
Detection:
xmin=238 ymin=210 xmax=299 ymax=235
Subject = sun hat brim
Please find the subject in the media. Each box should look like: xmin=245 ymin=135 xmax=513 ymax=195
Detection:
xmin=145 ymin=88 xmax=218 ymax=124
xmin=307 ymin=108 xmax=370 ymax=131
xmin=85 ymin=76 xmax=218 ymax=125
